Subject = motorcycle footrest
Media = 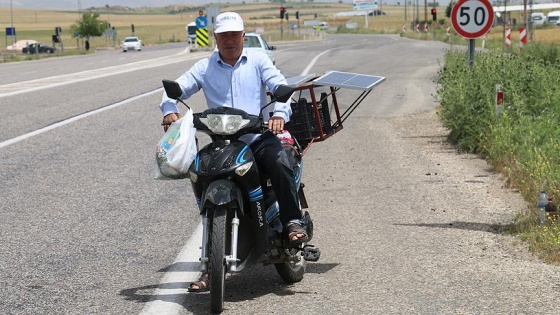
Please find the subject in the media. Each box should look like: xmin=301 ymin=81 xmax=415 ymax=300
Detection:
xmin=303 ymin=246 xmax=321 ymax=262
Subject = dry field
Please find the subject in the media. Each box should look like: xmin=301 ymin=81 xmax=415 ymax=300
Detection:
xmin=1 ymin=3 xmax=559 ymax=53
xmin=0 ymin=3 xmax=416 ymax=51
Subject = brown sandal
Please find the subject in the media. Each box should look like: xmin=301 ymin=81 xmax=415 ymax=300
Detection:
xmin=188 ymin=273 xmax=209 ymax=292
xmin=286 ymin=223 xmax=309 ymax=247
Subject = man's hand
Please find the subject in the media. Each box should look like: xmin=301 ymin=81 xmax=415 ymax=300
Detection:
xmin=162 ymin=113 xmax=180 ymax=132
xmin=267 ymin=116 xmax=285 ymax=135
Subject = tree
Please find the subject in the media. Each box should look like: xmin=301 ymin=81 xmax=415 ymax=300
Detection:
xmin=446 ymin=1 xmax=453 ymax=18
xmin=70 ymin=12 xmax=105 ymax=42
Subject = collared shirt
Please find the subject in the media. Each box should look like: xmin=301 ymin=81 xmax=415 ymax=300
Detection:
xmin=159 ymin=49 xmax=291 ymax=123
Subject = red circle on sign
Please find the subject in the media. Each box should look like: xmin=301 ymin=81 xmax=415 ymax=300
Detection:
xmin=451 ymin=0 xmax=494 ymax=39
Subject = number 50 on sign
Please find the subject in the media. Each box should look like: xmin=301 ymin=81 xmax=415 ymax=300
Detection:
xmin=451 ymin=0 xmax=494 ymax=39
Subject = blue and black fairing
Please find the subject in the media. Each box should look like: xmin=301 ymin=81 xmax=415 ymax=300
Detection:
xmin=189 ymin=138 xmax=271 ymax=257
xmin=190 ymin=140 xmax=260 ymax=211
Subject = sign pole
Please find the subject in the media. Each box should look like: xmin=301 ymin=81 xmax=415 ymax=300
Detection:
xmin=468 ymin=39 xmax=475 ymax=68
xmin=10 ymin=0 xmax=15 ymax=55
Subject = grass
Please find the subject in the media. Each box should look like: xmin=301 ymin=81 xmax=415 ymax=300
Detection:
xmin=436 ymin=44 xmax=560 ymax=264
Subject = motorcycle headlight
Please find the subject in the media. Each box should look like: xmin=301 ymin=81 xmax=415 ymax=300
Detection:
xmin=200 ymin=114 xmax=250 ymax=135
xmin=235 ymin=161 xmax=253 ymax=176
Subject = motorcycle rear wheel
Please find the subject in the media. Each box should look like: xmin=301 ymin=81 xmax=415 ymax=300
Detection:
xmin=209 ymin=208 xmax=227 ymax=313
xmin=274 ymin=250 xmax=306 ymax=283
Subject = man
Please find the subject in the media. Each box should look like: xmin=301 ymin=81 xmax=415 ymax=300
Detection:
xmin=159 ymin=12 xmax=308 ymax=292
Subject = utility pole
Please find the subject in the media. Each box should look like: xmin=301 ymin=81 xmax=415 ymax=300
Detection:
xmin=529 ymin=0 xmax=534 ymax=42
xmin=416 ymin=0 xmax=419 ymax=23
xmin=424 ymin=0 xmax=428 ymax=23
xmin=523 ymin=0 xmax=528 ymax=26
xmin=10 ymin=0 xmax=15 ymax=55
xmin=503 ymin=0 xmax=507 ymax=42
xmin=405 ymin=0 xmax=407 ymax=22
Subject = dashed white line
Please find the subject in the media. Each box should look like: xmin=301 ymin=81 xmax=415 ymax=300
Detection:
xmin=139 ymin=223 xmax=203 ymax=315
xmin=0 ymin=89 xmax=162 ymax=149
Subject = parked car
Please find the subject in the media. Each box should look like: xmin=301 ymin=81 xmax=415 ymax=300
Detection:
xmin=122 ymin=36 xmax=142 ymax=52
xmin=22 ymin=43 xmax=55 ymax=54
xmin=243 ymin=33 xmax=276 ymax=65
xmin=7 ymin=39 xmax=37 ymax=51
xmin=531 ymin=12 xmax=546 ymax=25
xmin=369 ymin=10 xmax=386 ymax=16
xmin=547 ymin=11 xmax=560 ymax=24
xmin=186 ymin=22 xmax=197 ymax=44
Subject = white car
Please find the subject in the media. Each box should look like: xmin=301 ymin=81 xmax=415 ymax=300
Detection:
xmin=243 ymin=33 xmax=276 ymax=65
xmin=122 ymin=36 xmax=142 ymax=52
xmin=313 ymin=22 xmax=329 ymax=31
xmin=6 ymin=39 xmax=37 ymax=51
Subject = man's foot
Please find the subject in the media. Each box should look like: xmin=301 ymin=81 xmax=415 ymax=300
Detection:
xmin=188 ymin=273 xmax=209 ymax=292
xmin=286 ymin=222 xmax=309 ymax=247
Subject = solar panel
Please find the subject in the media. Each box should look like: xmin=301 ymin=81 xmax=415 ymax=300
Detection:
xmin=312 ymin=71 xmax=386 ymax=91
xmin=285 ymin=74 xmax=316 ymax=87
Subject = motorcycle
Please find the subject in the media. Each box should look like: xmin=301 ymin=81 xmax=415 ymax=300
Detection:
xmin=162 ymin=79 xmax=321 ymax=313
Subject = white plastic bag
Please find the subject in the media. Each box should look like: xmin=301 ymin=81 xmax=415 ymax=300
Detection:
xmin=154 ymin=109 xmax=197 ymax=180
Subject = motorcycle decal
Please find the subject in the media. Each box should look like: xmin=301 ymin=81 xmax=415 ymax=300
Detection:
xmin=248 ymin=187 xmax=263 ymax=202
xmin=196 ymin=197 xmax=201 ymax=206
xmin=265 ymin=202 xmax=280 ymax=223
xmin=295 ymin=161 xmax=303 ymax=184
xmin=235 ymin=145 xmax=249 ymax=164
xmin=255 ymin=201 xmax=264 ymax=227
xmin=194 ymin=154 xmax=200 ymax=172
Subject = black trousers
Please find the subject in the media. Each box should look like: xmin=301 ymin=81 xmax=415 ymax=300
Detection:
xmin=250 ymin=132 xmax=301 ymax=225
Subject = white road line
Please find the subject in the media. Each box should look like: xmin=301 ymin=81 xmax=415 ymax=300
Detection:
xmin=0 ymin=46 xmax=201 ymax=98
xmin=301 ymin=48 xmax=332 ymax=76
xmin=139 ymin=223 xmax=203 ymax=315
xmin=0 ymin=89 xmax=162 ymax=149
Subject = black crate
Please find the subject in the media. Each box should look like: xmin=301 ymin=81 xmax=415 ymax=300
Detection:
xmin=285 ymin=93 xmax=332 ymax=148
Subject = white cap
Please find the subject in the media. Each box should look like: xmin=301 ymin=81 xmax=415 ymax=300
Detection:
xmin=214 ymin=12 xmax=244 ymax=33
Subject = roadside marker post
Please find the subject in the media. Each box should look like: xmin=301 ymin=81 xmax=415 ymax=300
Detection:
xmin=519 ymin=27 xmax=527 ymax=49
xmin=195 ymin=15 xmax=209 ymax=48
xmin=495 ymin=84 xmax=504 ymax=116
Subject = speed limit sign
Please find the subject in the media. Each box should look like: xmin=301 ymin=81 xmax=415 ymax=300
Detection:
xmin=451 ymin=0 xmax=494 ymax=39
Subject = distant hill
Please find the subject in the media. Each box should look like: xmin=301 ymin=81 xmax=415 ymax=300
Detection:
xmin=1 ymin=0 xmax=359 ymax=11
xmin=0 ymin=0 xmax=461 ymax=11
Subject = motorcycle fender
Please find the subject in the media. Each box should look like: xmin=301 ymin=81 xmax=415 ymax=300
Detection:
xmin=202 ymin=179 xmax=243 ymax=210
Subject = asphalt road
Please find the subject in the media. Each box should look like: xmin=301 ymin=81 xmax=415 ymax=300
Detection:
xmin=1 ymin=35 xmax=558 ymax=315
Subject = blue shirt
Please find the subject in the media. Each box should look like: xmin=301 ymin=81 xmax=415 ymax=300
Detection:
xmin=159 ymin=49 xmax=291 ymax=123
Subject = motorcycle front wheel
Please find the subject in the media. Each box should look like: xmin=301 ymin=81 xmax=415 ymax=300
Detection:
xmin=209 ymin=208 xmax=227 ymax=313
xmin=274 ymin=249 xmax=306 ymax=283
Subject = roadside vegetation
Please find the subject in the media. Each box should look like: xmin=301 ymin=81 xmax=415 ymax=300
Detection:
xmin=3 ymin=2 xmax=560 ymax=263
xmin=436 ymin=44 xmax=560 ymax=264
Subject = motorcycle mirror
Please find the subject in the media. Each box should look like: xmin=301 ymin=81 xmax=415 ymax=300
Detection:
xmin=162 ymin=79 xmax=183 ymax=99
xmin=274 ymin=85 xmax=295 ymax=103
xmin=162 ymin=79 xmax=190 ymax=110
